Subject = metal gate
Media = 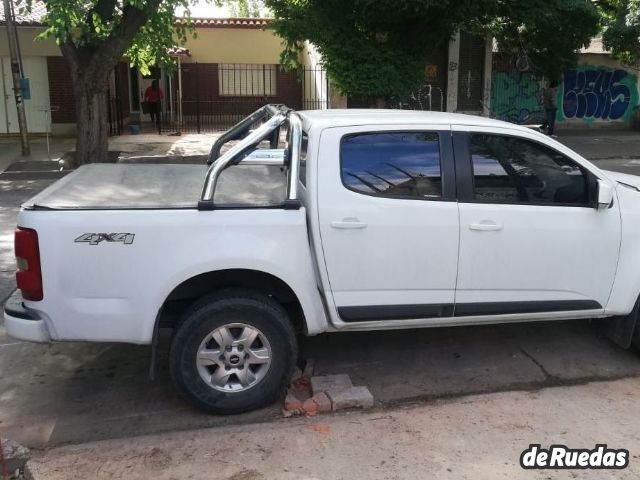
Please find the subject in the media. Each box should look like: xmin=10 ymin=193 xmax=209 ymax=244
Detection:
xmin=107 ymin=66 xmax=124 ymax=136
xmin=490 ymin=70 xmax=544 ymax=124
xmin=301 ymin=66 xmax=329 ymax=110
xmin=158 ymin=63 xmax=304 ymax=134
xmin=390 ymin=84 xmax=446 ymax=111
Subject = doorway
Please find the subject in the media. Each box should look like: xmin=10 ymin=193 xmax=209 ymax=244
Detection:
xmin=129 ymin=66 xmax=167 ymax=126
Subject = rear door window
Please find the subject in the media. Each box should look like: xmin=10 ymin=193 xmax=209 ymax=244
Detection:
xmin=341 ymin=132 xmax=442 ymax=199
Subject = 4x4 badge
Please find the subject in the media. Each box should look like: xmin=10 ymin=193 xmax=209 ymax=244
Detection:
xmin=75 ymin=233 xmax=135 ymax=245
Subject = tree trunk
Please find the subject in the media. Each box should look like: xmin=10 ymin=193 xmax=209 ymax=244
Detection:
xmin=72 ymin=78 xmax=110 ymax=166
xmin=54 ymin=1 xmax=163 ymax=166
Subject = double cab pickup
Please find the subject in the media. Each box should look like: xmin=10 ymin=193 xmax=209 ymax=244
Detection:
xmin=6 ymin=105 xmax=640 ymax=413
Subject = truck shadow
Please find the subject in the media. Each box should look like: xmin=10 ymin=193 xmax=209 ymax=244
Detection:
xmin=302 ymin=319 xmax=640 ymax=404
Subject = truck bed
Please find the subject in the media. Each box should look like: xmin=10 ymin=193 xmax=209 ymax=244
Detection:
xmin=24 ymin=163 xmax=287 ymax=210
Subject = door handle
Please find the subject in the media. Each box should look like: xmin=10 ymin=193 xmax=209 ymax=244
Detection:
xmin=331 ymin=218 xmax=367 ymax=229
xmin=469 ymin=221 xmax=503 ymax=231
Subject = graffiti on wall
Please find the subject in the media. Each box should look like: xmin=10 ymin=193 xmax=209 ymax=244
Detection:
xmin=490 ymin=72 xmax=544 ymax=124
xmin=562 ymin=66 xmax=638 ymax=123
xmin=491 ymin=65 xmax=639 ymax=125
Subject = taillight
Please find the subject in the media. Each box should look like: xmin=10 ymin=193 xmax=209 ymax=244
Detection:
xmin=15 ymin=227 xmax=43 ymax=301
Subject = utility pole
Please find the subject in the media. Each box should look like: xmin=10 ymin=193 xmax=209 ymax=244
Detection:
xmin=3 ymin=0 xmax=30 ymax=155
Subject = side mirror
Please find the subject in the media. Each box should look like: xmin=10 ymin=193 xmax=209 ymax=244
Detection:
xmin=597 ymin=180 xmax=614 ymax=209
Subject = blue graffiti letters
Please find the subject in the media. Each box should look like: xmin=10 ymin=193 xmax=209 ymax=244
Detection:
xmin=563 ymin=68 xmax=632 ymax=120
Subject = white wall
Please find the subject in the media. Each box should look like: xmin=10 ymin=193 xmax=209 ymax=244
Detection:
xmin=300 ymin=42 xmax=330 ymax=109
xmin=0 ymin=56 xmax=51 ymax=133
xmin=0 ymin=27 xmax=60 ymax=57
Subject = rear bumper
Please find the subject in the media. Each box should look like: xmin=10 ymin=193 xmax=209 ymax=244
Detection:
xmin=3 ymin=291 xmax=51 ymax=343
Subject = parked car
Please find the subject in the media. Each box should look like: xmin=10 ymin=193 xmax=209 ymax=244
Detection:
xmin=6 ymin=105 xmax=640 ymax=413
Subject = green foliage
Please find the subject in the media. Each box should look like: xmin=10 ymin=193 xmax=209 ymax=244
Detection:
xmin=266 ymin=0 xmax=600 ymax=100
xmin=600 ymin=0 xmax=640 ymax=65
xmin=266 ymin=0 xmax=472 ymax=102
xmin=226 ymin=0 xmax=262 ymax=17
xmin=486 ymin=0 xmax=600 ymax=80
xmin=22 ymin=0 xmax=199 ymax=74
xmin=124 ymin=1 xmax=192 ymax=74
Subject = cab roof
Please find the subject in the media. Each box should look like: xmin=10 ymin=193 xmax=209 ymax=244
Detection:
xmin=297 ymin=109 xmax=530 ymax=132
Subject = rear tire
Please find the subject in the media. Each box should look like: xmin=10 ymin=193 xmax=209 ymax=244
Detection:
xmin=169 ymin=289 xmax=297 ymax=414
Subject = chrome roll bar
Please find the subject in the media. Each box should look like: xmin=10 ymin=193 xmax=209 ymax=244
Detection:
xmin=199 ymin=112 xmax=286 ymax=209
xmin=198 ymin=106 xmax=303 ymax=210
xmin=286 ymin=112 xmax=302 ymax=203
xmin=207 ymin=104 xmax=286 ymax=165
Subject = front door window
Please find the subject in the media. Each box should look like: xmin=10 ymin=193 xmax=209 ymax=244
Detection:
xmin=469 ymin=134 xmax=592 ymax=206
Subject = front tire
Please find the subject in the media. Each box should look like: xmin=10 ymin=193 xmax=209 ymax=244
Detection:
xmin=599 ymin=296 xmax=640 ymax=350
xmin=169 ymin=289 xmax=297 ymax=414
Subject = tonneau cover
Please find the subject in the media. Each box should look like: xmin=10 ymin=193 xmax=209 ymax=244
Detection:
xmin=24 ymin=163 xmax=287 ymax=210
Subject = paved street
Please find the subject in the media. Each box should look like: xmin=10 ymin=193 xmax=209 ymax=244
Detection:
xmin=4 ymin=315 xmax=640 ymax=448
xmin=1 ymin=130 xmax=640 ymax=477
xmin=559 ymin=128 xmax=640 ymax=161
xmin=26 ymin=377 xmax=640 ymax=480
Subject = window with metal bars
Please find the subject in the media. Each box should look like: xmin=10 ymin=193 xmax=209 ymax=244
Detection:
xmin=218 ymin=64 xmax=277 ymax=97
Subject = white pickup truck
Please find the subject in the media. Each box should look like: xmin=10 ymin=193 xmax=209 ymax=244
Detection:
xmin=6 ymin=105 xmax=640 ymax=413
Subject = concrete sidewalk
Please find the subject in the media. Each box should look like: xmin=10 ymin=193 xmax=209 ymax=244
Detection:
xmin=0 ymin=137 xmax=73 ymax=173
xmin=0 ymin=132 xmax=223 ymax=175
xmin=0 ymin=127 xmax=638 ymax=173
xmin=110 ymin=132 xmax=221 ymax=160
xmin=26 ymin=377 xmax=640 ymax=480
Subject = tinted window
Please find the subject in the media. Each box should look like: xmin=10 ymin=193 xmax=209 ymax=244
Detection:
xmin=341 ymin=132 xmax=441 ymax=198
xmin=299 ymin=132 xmax=308 ymax=186
xmin=470 ymin=134 xmax=590 ymax=205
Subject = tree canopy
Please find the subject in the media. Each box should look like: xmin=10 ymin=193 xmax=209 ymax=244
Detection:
xmin=22 ymin=0 xmax=197 ymax=163
xmin=486 ymin=0 xmax=600 ymax=79
xmin=265 ymin=0 xmax=600 ymax=102
xmin=600 ymin=0 xmax=640 ymax=65
xmin=24 ymin=0 xmax=196 ymax=75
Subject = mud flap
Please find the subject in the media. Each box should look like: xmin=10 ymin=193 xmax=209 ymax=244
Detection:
xmin=148 ymin=307 xmax=163 ymax=381
xmin=600 ymin=297 xmax=640 ymax=349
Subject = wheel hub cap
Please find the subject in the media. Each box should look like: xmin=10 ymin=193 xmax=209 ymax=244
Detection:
xmin=196 ymin=323 xmax=272 ymax=392
xmin=227 ymin=352 xmax=241 ymax=366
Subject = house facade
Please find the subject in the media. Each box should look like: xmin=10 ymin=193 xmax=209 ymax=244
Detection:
xmin=1 ymin=2 xmax=495 ymax=136
xmin=8 ymin=5 xmax=633 ymax=135
xmin=0 ymin=1 xmax=61 ymax=134
xmin=158 ymin=18 xmax=302 ymax=133
xmin=0 ymin=7 xmax=307 ymax=135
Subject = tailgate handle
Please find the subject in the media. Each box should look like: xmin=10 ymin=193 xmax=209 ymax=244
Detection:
xmin=331 ymin=218 xmax=367 ymax=230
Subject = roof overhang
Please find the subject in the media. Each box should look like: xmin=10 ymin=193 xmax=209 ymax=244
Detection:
xmin=167 ymin=46 xmax=191 ymax=57
xmin=175 ymin=17 xmax=270 ymax=29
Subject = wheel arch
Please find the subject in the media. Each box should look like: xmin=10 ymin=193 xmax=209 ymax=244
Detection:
xmin=158 ymin=268 xmax=307 ymax=335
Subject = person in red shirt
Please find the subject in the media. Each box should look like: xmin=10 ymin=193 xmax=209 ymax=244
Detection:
xmin=144 ymin=80 xmax=164 ymax=126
